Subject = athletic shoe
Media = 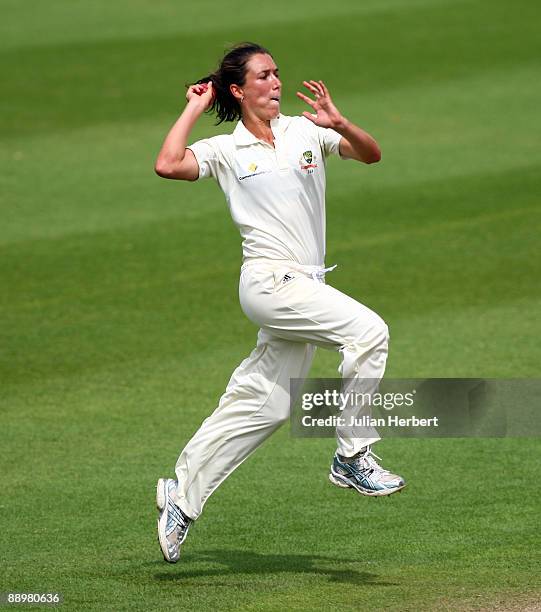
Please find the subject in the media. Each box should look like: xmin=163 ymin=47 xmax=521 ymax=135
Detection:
xmin=156 ymin=478 xmax=192 ymax=563
xmin=329 ymin=446 xmax=406 ymax=497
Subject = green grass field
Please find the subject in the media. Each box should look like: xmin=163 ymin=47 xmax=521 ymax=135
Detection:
xmin=2 ymin=0 xmax=540 ymax=609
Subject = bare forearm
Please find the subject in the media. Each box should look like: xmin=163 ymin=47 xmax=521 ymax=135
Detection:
xmin=156 ymin=100 xmax=205 ymax=168
xmin=334 ymin=117 xmax=381 ymax=164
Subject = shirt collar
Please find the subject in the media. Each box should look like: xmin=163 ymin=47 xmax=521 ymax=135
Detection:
xmin=233 ymin=114 xmax=290 ymax=146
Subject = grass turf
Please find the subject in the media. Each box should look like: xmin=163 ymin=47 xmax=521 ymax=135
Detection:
xmin=1 ymin=0 xmax=540 ymax=609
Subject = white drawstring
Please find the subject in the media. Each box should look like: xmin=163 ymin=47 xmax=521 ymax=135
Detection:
xmin=311 ymin=264 xmax=337 ymax=282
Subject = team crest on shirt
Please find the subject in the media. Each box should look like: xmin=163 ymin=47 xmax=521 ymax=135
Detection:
xmin=299 ymin=150 xmax=318 ymax=174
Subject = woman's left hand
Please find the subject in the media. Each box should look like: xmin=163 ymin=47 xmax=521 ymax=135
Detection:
xmin=296 ymin=80 xmax=345 ymax=129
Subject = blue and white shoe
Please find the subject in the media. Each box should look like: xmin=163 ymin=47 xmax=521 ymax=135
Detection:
xmin=156 ymin=478 xmax=192 ymax=563
xmin=329 ymin=446 xmax=406 ymax=497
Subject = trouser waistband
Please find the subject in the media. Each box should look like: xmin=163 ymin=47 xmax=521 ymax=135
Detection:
xmin=241 ymin=258 xmax=337 ymax=281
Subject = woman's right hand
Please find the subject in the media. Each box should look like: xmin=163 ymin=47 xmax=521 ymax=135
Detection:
xmin=186 ymin=81 xmax=215 ymax=111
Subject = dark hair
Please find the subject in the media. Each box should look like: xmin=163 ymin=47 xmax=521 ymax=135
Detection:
xmin=193 ymin=42 xmax=272 ymax=124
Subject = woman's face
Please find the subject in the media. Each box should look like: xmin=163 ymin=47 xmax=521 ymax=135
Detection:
xmin=236 ymin=53 xmax=281 ymax=121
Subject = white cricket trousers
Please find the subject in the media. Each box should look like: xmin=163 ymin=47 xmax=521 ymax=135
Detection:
xmin=174 ymin=259 xmax=388 ymax=519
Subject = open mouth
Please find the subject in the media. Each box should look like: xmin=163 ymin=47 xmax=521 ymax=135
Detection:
xmin=270 ymin=97 xmax=280 ymax=103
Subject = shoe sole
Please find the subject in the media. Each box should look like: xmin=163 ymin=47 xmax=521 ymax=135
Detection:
xmin=329 ymin=470 xmax=406 ymax=497
xmin=156 ymin=478 xmax=178 ymax=563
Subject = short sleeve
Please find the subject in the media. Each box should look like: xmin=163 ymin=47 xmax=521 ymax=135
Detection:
xmin=187 ymin=138 xmax=220 ymax=180
xmin=317 ymin=126 xmax=342 ymax=158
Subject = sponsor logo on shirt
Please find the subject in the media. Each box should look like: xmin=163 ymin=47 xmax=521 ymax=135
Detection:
xmin=300 ymin=150 xmax=318 ymax=174
xmin=238 ymin=161 xmax=272 ymax=181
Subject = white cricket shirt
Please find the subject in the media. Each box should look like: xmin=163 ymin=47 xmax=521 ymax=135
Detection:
xmin=188 ymin=114 xmax=343 ymax=266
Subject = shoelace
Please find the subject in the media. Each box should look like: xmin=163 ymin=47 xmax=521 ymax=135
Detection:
xmin=167 ymin=497 xmax=190 ymax=530
xmin=311 ymin=264 xmax=337 ymax=282
xmin=354 ymin=446 xmax=389 ymax=476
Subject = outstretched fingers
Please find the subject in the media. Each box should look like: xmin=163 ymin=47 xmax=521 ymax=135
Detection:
xmin=296 ymin=91 xmax=317 ymax=108
xmin=318 ymin=80 xmax=330 ymax=96
xmin=303 ymin=80 xmax=318 ymax=94
xmin=302 ymin=111 xmax=318 ymax=123
xmin=303 ymin=80 xmax=324 ymax=97
xmin=298 ymin=79 xmax=333 ymax=124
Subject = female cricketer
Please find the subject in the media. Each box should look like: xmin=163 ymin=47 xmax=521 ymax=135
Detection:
xmin=154 ymin=42 xmax=405 ymax=563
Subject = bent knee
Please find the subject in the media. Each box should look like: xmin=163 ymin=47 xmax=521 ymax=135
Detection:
xmin=254 ymin=406 xmax=289 ymax=429
xmin=274 ymin=409 xmax=290 ymax=427
xmin=375 ymin=320 xmax=389 ymax=346
xmin=353 ymin=315 xmax=389 ymax=350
